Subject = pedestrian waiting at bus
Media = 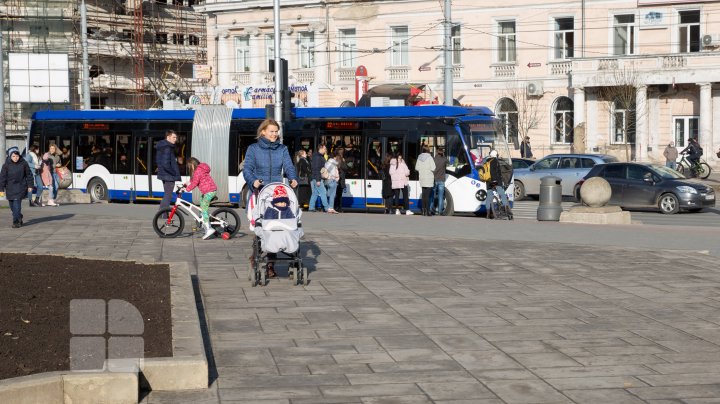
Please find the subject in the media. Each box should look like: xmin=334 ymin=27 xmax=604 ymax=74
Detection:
xmin=415 ymin=146 xmax=436 ymax=216
xmin=309 ymin=144 xmax=336 ymax=213
xmin=294 ymin=149 xmax=311 ymax=209
xmin=242 ymin=118 xmax=298 ymax=278
xmin=381 ymin=154 xmax=394 ymax=214
xmin=45 ymin=144 xmax=62 ymax=203
xmin=663 ymin=142 xmax=678 ymax=170
xmin=157 ymin=130 xmax=181 ymax=212
xmin=483 ymin=150 xmax=512 ymax=219
xmin=183 ymin=157 xmax=218 ymax=240
xmin=325 ymin=149 xmax=342 ymax=213
xmin=39 ymin=153 xmax=60 ymax=206
xmin=429 ymin=147 xmax=448 ymax=215
xmin=329 ymin=149 xmax=347 ymax=213
xmin=25 ymin=144 xmax=44 ymax=207
xmin=390 ymin=152 xmax=412 ymax=215
xmin=0 ymin=147 xmax=33 ymax=228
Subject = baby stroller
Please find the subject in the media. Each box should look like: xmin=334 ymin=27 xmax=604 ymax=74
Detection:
xmin=247 ymin=182 xmax=307 ymax=286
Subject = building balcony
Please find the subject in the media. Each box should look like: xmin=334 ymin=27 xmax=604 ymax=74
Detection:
xmin=91 ymin=74 xmax=143 ymax=91
xmin=436 ymin=65 xmax=462 ymax=80
xmin=292 ymin=69 xmax=315 ymax=84
xmin=230 ymin=72 xmax=252 ymax=86
xmin=548 ymin=60 xmax=572 ymax=75
xmin=492 ymin=64 xmax=516 ymax=78
xmin=570 ymin=53 xmax=720 ymax=86
xmin=336 ymin=67 xmax=355 ymax=82
xmin=386 ymin=66 xmax=409 ymax=82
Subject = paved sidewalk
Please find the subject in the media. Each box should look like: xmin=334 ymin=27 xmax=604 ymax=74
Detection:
xmin=2 ymin=209 xmax=720 ymax=403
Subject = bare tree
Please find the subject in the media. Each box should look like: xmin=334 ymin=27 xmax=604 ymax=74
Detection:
xmin=497 ymin=81 xmax=542 ymax=150
xmin=596 ymin=66 xmax=646 ymax=162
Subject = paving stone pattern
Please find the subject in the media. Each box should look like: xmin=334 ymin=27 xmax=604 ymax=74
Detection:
xmin=2 ymin=212 xmax=720 ymax=403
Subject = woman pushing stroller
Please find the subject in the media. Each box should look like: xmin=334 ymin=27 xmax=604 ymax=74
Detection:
xmin=243 ymin=118 xmax=298 ymax=278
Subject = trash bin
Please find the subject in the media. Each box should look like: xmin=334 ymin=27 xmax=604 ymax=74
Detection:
xmin=537 ymin=176 xmax=562 ymax=221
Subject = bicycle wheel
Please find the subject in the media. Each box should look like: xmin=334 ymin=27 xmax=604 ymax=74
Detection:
xmin=153 ymin=207 xmax=185 ymax=238
xmin=698 ymin=162 xmax=712 ymax=179
xmin=490 ymin=194 xmax=502 ymax=219
xmin=676 ymin=163 xmax=686 ymax=176
xmin=211 ymin=207 xmax=241 ymax=238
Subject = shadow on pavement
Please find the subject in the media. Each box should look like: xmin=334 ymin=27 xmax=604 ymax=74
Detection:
xmin=23 ymin=214 xmax=75 ymax=225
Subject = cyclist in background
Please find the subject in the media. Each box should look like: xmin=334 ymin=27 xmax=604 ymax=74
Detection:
xmin=483 ymin=150 xmax=512 ymax=219
xmin=680 ymin=137 xmax=703 ymax=177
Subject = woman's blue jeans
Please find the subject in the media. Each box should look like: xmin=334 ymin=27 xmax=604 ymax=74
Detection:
xmin=325 ymin=180 xmax=338 ymax=209
xmin=309 ymin=180 xmax=328 ymax=211
xmin=429 ymin=180 xmax=445 ymax=214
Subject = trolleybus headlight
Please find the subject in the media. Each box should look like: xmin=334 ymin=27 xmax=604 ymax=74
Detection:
xmin=476 ymin=189 xmax=487 ymax=201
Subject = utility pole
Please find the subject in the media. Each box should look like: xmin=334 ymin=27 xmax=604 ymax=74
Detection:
xmin=273 ymin=0 xmax=282 ymax=134
xmin=81 ymin=0 xmax=91 ymax=110
xmin=0 ymin=32 xmax=5 ymax=167
xmin=443 ymin=0 xmax=453 ymax=106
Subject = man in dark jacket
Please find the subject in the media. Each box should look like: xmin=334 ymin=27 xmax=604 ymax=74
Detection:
xmin=156 ymin=130 xmax=181 ymax=210
xmin=308 ymin=144 xmax=330 ymax=212
xmin=429 ymin=147 xmax=448 ymax=215
xmin=0 ymin=147 xmax=33 ymax=228
xmin=483 ymin=150 xmax=512 ymax=219
xmin=681 ymin=137 xmax=703 ymax=177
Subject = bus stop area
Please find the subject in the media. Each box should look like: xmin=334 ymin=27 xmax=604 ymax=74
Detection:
xmin=1 ymin=206 xmax=720 ymax=403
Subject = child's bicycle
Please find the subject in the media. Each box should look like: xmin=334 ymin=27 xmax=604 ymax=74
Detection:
xmin=153 ymin=185 xmax=241 ymax=239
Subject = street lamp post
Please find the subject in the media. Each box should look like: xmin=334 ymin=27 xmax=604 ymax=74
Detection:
xmin=0 ymin=32 xmax=5 ymax=166
xmin=273 ymin=0 xmax=282 ymax=134
xmin=443 ymin=0 xmax=453 ymax=106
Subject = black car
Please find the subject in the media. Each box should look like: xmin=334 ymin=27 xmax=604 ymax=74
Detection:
xmin=578 ymin=162 xmax=716 ymax=214
xmin=511 ymin=158 xmax=534 ymax=170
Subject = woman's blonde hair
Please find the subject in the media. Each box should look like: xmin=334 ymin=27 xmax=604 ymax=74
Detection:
xmin=256 ymin=118 xmax=280 ymax=139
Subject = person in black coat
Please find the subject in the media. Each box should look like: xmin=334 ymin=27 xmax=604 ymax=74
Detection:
xmin=381 ymin=153 xmax=394 ymax=213
xmin=0 ymin=147 xmax=33 ymax=228
xmin=156 ymin=130 xmax=182 ymax=211
xmin=483 ymin=150 xmax=511 ymax=219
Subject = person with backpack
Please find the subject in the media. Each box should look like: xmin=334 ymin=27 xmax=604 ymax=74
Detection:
xmin=681 ymin=137 xmax=703 ymax=177
xmin=0 ymin=147 xmax=33 ymax=228
xmin=481 ymin=150 xmax=512 ymax=219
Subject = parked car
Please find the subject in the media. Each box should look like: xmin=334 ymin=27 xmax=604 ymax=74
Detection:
xmin=577 ymin=162 xmax=716 ymax=214
xmin=511 ymin=158 xmax=535 ymax=170
xmin=513 ymin=154 xmax=619 ymax=200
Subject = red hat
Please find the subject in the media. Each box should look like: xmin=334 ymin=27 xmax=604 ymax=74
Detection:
xmin=272 ymin=185 xmax=290 ymax=206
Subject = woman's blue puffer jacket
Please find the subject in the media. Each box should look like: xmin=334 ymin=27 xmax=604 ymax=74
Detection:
xmin=242 ymin=137 xmax=297 ymax=186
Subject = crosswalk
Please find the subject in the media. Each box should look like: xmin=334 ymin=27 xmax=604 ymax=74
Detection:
xmin=511 ymin=200 xmax=720 ymax=227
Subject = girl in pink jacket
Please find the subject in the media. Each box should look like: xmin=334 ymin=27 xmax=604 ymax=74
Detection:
xmin=389 ymin=153 xmax=413 ymax=215
xmin=184 ymin=157 xmax=218 ymax=239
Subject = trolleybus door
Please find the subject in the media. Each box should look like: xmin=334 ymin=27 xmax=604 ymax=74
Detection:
xmin=364 ymin=134 xmax=404 ymax=210
xmin=133 ymin=132 xmax=165 ymax=200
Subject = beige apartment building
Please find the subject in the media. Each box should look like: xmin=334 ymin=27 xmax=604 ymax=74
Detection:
xmin=197 ymin=0 xmax=720 ymax=163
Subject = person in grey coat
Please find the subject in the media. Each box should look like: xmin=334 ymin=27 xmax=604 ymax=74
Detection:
xmin=0 ymin=147 xmax=33 ymax=228
xmin=415 ymin=146 xmax=436 ymax=216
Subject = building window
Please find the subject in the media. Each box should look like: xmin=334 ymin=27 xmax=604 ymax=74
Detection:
xmin=265 ymin=34 xmax=275 ymax=70
xmin=613 ymin=14 xmax=635 ymax=55
xmin=188 ymin=35 xmax=199 ymax=46
xmin=451 ymin=24 xmax=462 ymax=65
xmin=673 ymin=116 xmax=699 ymax=149
xmin=553 ymin=97 xmax=574 ymax=144
xmin=497 ymin=21 xmax=516 ymax=63
xmin=298 ymin=32 xmax=315 ymax=69
xmin=172 ymin=33 xmax=184 ymax=45
xmin=390 ymin=26 xmax=409 ymax=66
xmin=611 ymin=99 xmax=636 ymax=144
xmin=679 ymin=10 xmax=700 ymax=53
xmin=156 ymin=33 xmax=168 ymax=44
xmin=554 ymin=17 xmax=574 ymax=59
xmin=339 ymin=29 xmax=357 ymax=68
xmin=234 ymin=35 xmax=250 ymax=72
xmin=496 ymin=97 xmax=518 ymax=145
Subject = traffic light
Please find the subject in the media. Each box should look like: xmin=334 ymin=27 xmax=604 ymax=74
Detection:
xmin=268 ymin=58 xmax=295 ymax=122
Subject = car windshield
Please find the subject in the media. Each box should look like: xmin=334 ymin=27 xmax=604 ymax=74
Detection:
xmin=649 ymin=164 xmax=686 ymax=179
xmin=602 ymin=156 xmax=620 ymax=163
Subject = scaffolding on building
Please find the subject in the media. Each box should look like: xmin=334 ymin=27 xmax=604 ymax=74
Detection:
xmin=0 ymin=0 xmax=207 ymax=135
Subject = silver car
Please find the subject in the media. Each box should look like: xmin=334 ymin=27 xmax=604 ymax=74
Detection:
xmin=513 ymin=154 xmax=619 ymax=200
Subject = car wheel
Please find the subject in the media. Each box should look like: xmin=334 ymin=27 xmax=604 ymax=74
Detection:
xmin=574 ymin=184 xmax=582 ymax=203
xmin=514 ymin=181 xmax=525 ymax=200
xmin=441 ymin=192 xmax=454 ymax=216
xmin=658 ymin=193 xmax=680 ymax=214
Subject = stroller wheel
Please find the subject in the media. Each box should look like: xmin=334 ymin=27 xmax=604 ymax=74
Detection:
xmin=249 ymin=264 xmax=257 ymax=287
xmin=260 ymin=265 xmax=267 ymax=286
xmin=288 ymin=265 xmax=296 ymax=283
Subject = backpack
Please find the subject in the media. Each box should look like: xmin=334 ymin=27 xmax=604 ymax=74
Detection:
xmin=499 ymin=159 xmax=514 ymax=187
xmin=698 ymin=146 xmax=704 ymax=157
xmin=320 ymin=167 xmax=330 ymax=180
xmin=478 ymin=158 xmax=492 ymax=182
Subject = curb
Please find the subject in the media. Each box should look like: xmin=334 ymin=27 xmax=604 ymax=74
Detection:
xmin=0 ymin=258 xmax=208 ymax=403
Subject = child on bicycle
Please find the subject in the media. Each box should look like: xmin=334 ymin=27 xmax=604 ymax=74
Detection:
xmin=184 ymin=157 xmax=218 ymax=240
